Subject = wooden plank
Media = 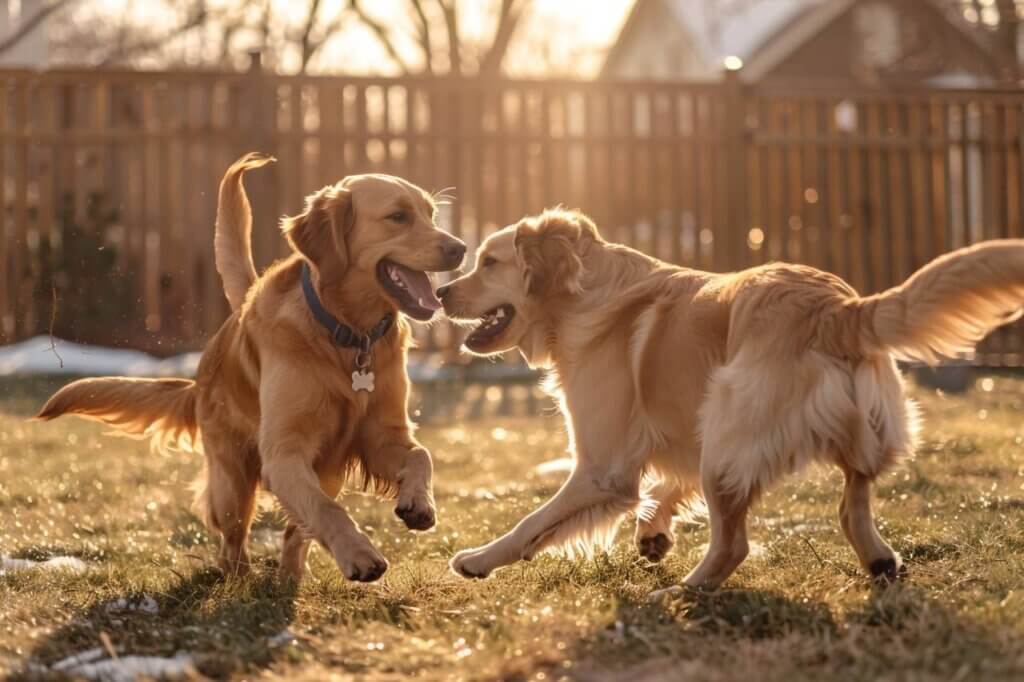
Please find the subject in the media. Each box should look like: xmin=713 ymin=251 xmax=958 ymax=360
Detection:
xmin=866 ymin=102 xmax=887 ymax=293
xmin=0 ymin=78 xmax=8 ymax=341
xmin=667 ymin=90 xmax=683 ymax=265
xmin=498 ymin=88 xmax=510 ymax=229
xmin=766 ymin=99 xmax=785 ymax=263
xmin=1007 ymin=99 xmax=1021 ymax=239
xmin=37 ymin=84 xmax=55 ymax=289
xmin=784 ymin=99 xmax=802 ymax=262
xmin=14 ymin=80 xmax=30 ymax=336
xmin=403 ymin=83 xmax=417 ymax=186
xmin=908 ymin=101 xmax=930 ymax=271
xmin=825 ymin=98 xmax=847 ymax=285
xmin=929 ymin=100 xmax=950 ymax=255
xmin=886 ymin=101 xmax=909 ymax=283
xmin=847 ymin=101 xmax=868 ymax=293
xmin=802 ymin=99 xmax=823 ymax=269
xmin=140 ymin=84 xmax=160 ymax=339
xmin=200 ymin=80 xmax=222 ymax=337
xmin=959 ymin=102 xmax=972 ymax=249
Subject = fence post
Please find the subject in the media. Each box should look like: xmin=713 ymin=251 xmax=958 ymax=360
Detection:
xmin=719 ymin=68 xmax=749 ymax=272
xmin=245 ymin=50 xmax=279 ymax=269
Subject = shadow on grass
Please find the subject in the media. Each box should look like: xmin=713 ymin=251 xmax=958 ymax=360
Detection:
xmin=548 ymin=579 xmax=1024 ymax=681
xmin=17 ymin=562 xmax=299 ymax=680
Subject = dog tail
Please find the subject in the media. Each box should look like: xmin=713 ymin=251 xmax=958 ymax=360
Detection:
xmin=35 ymin=377 xmax=200 ymax=453
xmin=216 ymin=152 xmax=275 ymax=311
xmin=846 ymin=239 xmax=1024 ymax=364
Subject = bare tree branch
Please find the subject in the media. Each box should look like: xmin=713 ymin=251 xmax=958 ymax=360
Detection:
xmin=409 ymin=0 xmax=434 ymax=74
xmin=995 ymin=0 xmax=1020 ymax=82
xmin=258 ymin=0 xmax=273 ymax=59
xmin=295 ymin=0 xmax=348 ymax=73
xmin=298 ymin=0 xmax=324 ymax=70
xmin=437 ymin=0 xmax=461 ymax=74
xmin=0 ymin=0 xmax=71 ymax=56
xmin=478 ymin=0 xmax=527 ymax=76
xmin=347 ymin=0 xmax=411 ymax=72
xmin=98 ymin=1 xmax=208 ymax=66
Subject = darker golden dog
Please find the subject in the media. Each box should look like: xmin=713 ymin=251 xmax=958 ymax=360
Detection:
xmin=37 ymin=153 xmax=466 ymax=582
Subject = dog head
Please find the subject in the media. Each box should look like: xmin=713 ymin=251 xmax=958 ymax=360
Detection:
xmin=438 ymin=208 xmax=598 ymax=360
xmin=283 ymin=174 xmax=466 ymax=321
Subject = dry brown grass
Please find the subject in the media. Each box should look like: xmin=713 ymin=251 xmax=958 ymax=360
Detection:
xmin=1 ymin=373 xmax=1023 ymax=680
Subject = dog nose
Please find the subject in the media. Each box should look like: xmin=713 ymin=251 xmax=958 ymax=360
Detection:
xmin=441 ymin=239 xmax=467 ymax=266
xmin=436 ymin=284 xmax=451 ymax=299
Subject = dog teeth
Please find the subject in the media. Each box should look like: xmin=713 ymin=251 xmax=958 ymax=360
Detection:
xmin=495 ymin=308 xmax=505 ymax=319
xmin=417 ymin=297 xmax=424 ymax=307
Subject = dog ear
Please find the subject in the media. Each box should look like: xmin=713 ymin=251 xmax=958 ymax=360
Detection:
xmin=282 ymin=185 xmax=354 ymax=285
xmin=514 ymin=211 xmax=589 ymax=296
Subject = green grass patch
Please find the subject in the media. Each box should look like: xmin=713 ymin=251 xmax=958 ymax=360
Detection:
xmin=1 ymin=374 xmax=1023 ymax=679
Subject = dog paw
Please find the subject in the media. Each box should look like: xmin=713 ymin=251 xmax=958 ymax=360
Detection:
xmin=395 ymin=500 xmax=436 ymax=531
xmin=450 ymin=547 xmax=495 ymax=579
xmin=637 ymin=532 xmax=673 ymax=563
xmin=648 ymin=585 xmax=685 ymax=603
xmin=649 ymin=583 xmax=703 ymax=603
xmin=335 ymin=541 xmax=389 ymax=583
xmin=868 ymin=555 xmax=904 ymax=583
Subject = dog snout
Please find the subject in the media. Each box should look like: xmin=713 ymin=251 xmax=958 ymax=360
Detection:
xmin=440 ymin=238 xmax=467 ymax=269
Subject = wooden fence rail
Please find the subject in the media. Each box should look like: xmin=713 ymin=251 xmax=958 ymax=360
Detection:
xmin=1 ymin=64 xmax=1023 ymax=363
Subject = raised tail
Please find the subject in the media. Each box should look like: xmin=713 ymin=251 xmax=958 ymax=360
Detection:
xmin=216 ymin=152 xmax=276 ymax=310
xmin=36 ymin=377 xmax=200 ymax=452
xmin=849 ymin=239 xmax=1024 ymax=364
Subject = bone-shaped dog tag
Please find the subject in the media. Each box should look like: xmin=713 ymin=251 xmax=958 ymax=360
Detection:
xmin=352 ymin=369 xmax=375 ymax=392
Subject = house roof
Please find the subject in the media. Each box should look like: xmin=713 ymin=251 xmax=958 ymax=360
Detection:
xmin=664 ymin=0 xmax=829 ymax=68
xmin=604 ymin=0 xmax=1005 ymax=83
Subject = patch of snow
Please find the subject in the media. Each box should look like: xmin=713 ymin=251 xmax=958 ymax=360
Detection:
xmin=267 ymin=629 xmax=298 ymax=648
xmin=534 ymin=457 xmax=574 ymax=476
xmin=104 ymin=594 xmax=159 ymax=615
xmin=0 ymin=336 xmax=201 ymax=378
xmin=49 ymin=647 xmax=106 ymax=671
xmin=0 ymin=336 xmax=506 ymax=384
xmin=49 ymin=651 xmax=194 ymax=682
xmin=0 ymin=554 xmax=88 ymax=575
xmin=249 ymin=527 xmax=283 ymax=548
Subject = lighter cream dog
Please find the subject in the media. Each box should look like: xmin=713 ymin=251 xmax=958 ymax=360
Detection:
xmin=438 ymin=208 xmax=1024 ymax=592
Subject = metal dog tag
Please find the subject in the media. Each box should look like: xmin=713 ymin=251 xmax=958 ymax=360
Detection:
xmin=352 ymin=369 xmax=375 ymax=393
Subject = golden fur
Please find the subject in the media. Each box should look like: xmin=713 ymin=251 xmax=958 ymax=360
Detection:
xmin=439 ymin=208 xmax=1024 ymax=591
xmin=37 ymin=153 xmax=465 ymax=582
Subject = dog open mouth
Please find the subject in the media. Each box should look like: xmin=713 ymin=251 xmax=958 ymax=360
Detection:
xmin=465 ymin=305 xmax=515 ymax=351
xmin=377 ymin=260 xmax=442 ymax=321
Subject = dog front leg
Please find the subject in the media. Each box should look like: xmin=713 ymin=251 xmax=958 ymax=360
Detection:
xmin=358 ymin=423 xmax=436 ymax=531
xmin=261 ymin=447 xmax=388 ymax=582
xmin=258 ymin=367 xmax=387 ymax=582
xmin=450 ymin=466 xmax=640 ymax=579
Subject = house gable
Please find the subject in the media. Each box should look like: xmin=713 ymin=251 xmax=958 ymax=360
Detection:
xmin=602 ymin=0 xmax=1004 ymax=86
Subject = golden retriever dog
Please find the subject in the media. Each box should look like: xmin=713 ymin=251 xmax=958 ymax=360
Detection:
xmin=438 ymin=207 xmax=1024 ymax=593
xmin=36 ymin=153 xmax=466 ymax=583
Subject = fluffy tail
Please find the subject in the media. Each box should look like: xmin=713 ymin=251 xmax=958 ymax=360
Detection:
xmin=216 ymin=152 xmax=275 ymax=310
xmin=850 ymin=239 xmax=1024 ymax=364
xmin=36 ymin=377 xmax=200 ymax=453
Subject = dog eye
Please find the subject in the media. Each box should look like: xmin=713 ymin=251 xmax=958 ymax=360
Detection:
xmin=387 ymin=211 xmax=409 ymax=223
xmin=482 ymin=256 xmax=497 ymax=268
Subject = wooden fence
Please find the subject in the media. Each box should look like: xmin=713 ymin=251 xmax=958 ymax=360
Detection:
xmin=1 ymin=63 xmax=1023 ymax=363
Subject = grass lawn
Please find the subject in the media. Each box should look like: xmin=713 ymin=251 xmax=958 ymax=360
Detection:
xmin=2 ymin=373 xmax=1024 ymax=681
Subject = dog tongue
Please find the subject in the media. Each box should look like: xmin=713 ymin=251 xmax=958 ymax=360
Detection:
xmin=393 ymin=263 xmax=441 ymax=311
